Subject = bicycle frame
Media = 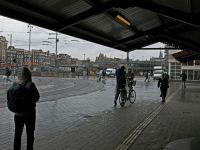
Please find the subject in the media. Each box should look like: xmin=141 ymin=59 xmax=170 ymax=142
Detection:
xmin=118 ymin=80 xmax=136 ymax=106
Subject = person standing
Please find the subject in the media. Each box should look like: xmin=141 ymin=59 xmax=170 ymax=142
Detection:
xmin=114 ymin=66 xmax=126 ymax=106
xmin=181 ymin=71 xmax=187 ymax=88
xmin=7 ymin=67 xmax=40 ymax=150
xmin=157 ymin=73 xmax=169 ymax=103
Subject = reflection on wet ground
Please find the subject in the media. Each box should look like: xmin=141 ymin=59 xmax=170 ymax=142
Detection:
xmin=0 ymin=77 xmax=182 ymax=150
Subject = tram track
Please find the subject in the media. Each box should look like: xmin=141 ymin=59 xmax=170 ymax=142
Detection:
xmin=0 ymin=79 xmax=104 ymax=108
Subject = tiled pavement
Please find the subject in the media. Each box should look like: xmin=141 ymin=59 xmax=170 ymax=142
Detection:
xmin=129 ymin=82 xmax=200 ymax=150
xmin=0 ymin=77 xmax=200 ymax=150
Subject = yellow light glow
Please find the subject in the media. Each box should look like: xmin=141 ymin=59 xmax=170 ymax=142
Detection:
xmin=115 ymin=15 xmax=131 ymax=26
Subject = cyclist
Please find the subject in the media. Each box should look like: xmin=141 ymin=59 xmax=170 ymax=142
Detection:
xmin=102 ymin=69 xmax=106 ymax=80
xmin=126 ymin=68 xmax=135 ymax=86
xmin=114 ymin=66 xmax=126 ymax=106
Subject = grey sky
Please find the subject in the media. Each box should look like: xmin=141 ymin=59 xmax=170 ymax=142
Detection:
xmin=0 ymin=15 xmax=165 ymax=61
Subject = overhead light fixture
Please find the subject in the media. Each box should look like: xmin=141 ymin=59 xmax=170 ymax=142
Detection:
xmin=115 ymin=15 xmax=131 ymax=26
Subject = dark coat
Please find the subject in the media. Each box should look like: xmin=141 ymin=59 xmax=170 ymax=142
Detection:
xmin=158 ymin=77 xmax=169 ymax=89
xmin=116 ymin=68 xmax=126 ymax=88
xmin=158 ymin=77 xmax=169 ymax=97
xmin=181 ymin=73 xmax=187 ymax=81
xmin=7 ymin=81 xmax=40 ymax=114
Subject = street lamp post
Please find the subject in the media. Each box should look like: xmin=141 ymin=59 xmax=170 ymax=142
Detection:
xmin=48 ymin=32 xmax=58 ymax=67
xmin=127 ymin=52 xmax=129 ymax=67
xmin=28 ymin=24 xmax=33 ymax=69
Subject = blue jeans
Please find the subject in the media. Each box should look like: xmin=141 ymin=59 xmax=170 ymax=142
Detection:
xmin=6 ymin=76 xmax=12 ymax=82
xmin=182 ymin=81 xmax=186 ymax=88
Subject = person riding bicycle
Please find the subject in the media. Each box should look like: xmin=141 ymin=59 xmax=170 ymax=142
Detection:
xmin=102 ymin=69 xmax=106 ymax=80
xmin=114 ymin=66 xmax=126 ymax=106
xmin=126 ymin=68 xmax=135 ymax=88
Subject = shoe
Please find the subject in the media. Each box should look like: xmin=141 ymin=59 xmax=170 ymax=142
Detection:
xmin=114 ymin=100 xmax=117 ymax=106
xmin=161 ymin=97 xmax=165 ymax=103
xmin=120 ymin=101 xmax=125 ymax=107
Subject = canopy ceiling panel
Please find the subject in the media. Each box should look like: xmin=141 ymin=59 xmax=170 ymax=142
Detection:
xmin=152 ymin=0 xmax=200 ymax=13
xmin=77 ymin=13 xmax=135 ymax=41
xmin=0 ymin=0 xmax=200 ymax=53
xmin=21 ymin=0 xmax=92 ymax=18
xmin=122 ymin=7 xmax=162 ymax=31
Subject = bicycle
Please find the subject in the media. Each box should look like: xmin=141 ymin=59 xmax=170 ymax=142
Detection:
xmin=97 ymin=75 xmax=106 ymax=84
xmin=118 ymin=80 xmax=136 ymax=107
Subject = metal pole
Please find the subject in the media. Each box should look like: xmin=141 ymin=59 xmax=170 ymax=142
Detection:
xmin=83 ymin=53 xmax=85 ymax=60
xmin=28 ymin=24 xmax=32 ymax=69
xmin=55 ymin=32 xmax=58 ymax=67
xmin=127 ymin=52 xmax=129 ymax=67
xmin=48 ymin=32 xmax=58 ymax=67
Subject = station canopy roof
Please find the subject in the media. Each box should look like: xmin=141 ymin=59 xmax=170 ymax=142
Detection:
xmin=0 ymin=0 xmax=200 ymax=54
xmin=172 ymin=50 xmax=200 ymax=63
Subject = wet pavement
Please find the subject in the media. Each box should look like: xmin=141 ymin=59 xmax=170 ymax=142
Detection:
xmin=0 ymin=76 xmax=200 ymax=150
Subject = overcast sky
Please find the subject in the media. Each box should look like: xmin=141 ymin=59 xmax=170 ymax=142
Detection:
xmin=0 ymin=15 xmax=165 ymax=61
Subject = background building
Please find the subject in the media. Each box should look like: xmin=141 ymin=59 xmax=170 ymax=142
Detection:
xmin=0 ymin=36 xmax=7 ymax=63
xmin=165 ymin=45 xmax=182 ymax=80
xmin=165 ymin=45 xmax=200 ymax=81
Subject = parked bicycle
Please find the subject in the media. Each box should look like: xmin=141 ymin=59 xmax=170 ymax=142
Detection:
xmin=118 ymin=80 xmax=136 ymax=107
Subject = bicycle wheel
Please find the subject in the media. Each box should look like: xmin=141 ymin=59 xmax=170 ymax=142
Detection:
xmin=119 ymin=90 xmax=126 ymax=107
xmin=129 ymin=89 xmax=136 ymax=104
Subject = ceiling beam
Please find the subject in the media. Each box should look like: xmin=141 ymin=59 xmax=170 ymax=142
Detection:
xmin=135 ymin=48 xmax=180 ymax=50
xmin=130 ymin=1 xmax=200 ymax=28
xmin=122 ymin=38 xmax=158 ymax=52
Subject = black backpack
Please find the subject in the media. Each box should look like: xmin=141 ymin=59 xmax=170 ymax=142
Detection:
xmin=7 ymin=82 xmax=32 ymax=113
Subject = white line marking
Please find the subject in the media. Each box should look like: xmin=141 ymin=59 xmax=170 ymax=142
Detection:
xmin=115 ymin=87 xmax=180 ymax=150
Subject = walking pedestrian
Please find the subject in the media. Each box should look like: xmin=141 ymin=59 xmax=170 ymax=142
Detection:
xmin=5 ymin=67 xmax=12 ymax=83
xmin=148 ymin=72 xmax=151 ymax=82
xmin=97 ymin=70 xmax=102 ymax=82
xmin=144 ymin=72 xmax=148 ymax=82
xmin=7 ymin=67 xmax=40 ymax=150
xmin=83 ymin=70 xmax=87 ymax=80
xmin=157 ymin=73 xmax=169 ymax=103
xmin=13 ymin=68 xmax=16 ymax=79
xmin=180 ymin=71 xmax=187 ymax=88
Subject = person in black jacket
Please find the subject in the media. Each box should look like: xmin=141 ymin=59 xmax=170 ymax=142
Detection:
xmin=157 ymin=73 xmax=169 ymax=103
xmin=180 ymin=71 xmax=187 ymax=88
xmin=8 ymin=67 xmax=40 ymax=150
xmin=114 ymin=66 xmax=126 ymax=106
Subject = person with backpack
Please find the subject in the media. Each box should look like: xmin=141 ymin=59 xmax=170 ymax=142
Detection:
xmin=7 ymin=67 xmax=40 ymax=150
